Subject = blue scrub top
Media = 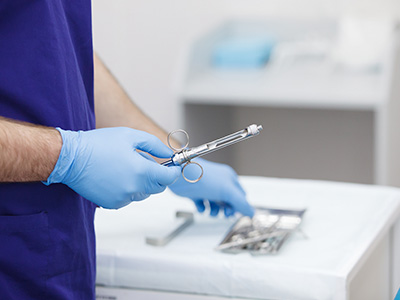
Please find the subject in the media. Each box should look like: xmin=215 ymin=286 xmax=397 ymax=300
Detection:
xmin=0 ymin=1 xmax=97 ymax=299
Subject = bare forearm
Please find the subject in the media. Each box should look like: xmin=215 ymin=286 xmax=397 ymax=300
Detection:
xmin=94 ymin=54 xmax=170 ymax=144
xmin=0 ymin=117 xmax=62 ymax=182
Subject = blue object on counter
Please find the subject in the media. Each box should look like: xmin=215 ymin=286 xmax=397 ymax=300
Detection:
xmin=395 ymin=289 xmax=400 ymax=300
xmin=212 ymin=35 xmax=275 ymax=69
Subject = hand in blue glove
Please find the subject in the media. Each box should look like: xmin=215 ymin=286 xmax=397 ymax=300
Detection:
xmin=43 ymin=127 xmax=181 ymax=209
xmin=169 ymin=158 xmax=254 ymax=217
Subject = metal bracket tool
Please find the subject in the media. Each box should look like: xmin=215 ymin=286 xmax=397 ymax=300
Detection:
xmin=145 ymin=211 xmax=194 ymax=247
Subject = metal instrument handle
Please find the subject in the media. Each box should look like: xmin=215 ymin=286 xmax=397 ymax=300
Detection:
xmin=145 ymin=212 xmax=194 ymax=247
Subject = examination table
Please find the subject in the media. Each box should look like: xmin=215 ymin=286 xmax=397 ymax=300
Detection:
xmin=95 ymin=176 xmax=400 ymax=300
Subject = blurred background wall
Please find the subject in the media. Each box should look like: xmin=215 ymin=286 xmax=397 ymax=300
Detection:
xmin=92 ymin=0 xmax=400 ymax=184
xmin=92 ymin=0 xmax=400 ymax=131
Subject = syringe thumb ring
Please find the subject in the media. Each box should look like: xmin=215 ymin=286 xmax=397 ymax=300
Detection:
xmin=181 ymin=161 xmax=203 ymax=183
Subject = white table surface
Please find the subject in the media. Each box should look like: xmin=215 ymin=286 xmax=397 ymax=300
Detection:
xmin=95 ymin=176 xmax=400 ymax=300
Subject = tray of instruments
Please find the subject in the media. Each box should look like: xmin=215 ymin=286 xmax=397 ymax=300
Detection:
xmin=216 ymin=207 xmax=306 ymax=255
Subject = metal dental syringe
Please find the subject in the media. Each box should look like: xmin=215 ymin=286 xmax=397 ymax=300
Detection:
xmin=162 ymin=124 xmax=263 ymax=183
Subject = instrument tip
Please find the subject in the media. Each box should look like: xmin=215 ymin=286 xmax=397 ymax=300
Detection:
xmin=247 ymin=124 xmax=263 ymax=135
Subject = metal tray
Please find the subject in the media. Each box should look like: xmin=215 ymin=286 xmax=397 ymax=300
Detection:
xmin=216 ymin=207 xmax=306 ymax=255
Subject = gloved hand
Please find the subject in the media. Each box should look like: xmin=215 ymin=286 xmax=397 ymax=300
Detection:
xmin=169 ymin=158 xmax=254 ymax=217
xmin=43 ymin=127 xmax=181 ymax=209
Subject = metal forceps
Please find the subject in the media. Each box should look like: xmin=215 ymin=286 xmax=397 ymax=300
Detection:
xmin=162 ymin=124 xmax=263 ymax=183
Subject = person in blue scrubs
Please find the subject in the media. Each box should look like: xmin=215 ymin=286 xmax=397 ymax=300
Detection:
xmin=0 ymin=1 xmax=254 ymax=299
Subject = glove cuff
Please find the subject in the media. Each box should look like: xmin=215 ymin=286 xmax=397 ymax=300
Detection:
xmin=42 ymin=128 xmax=80 ymax=186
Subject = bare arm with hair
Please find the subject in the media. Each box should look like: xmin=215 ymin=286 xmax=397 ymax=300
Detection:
xmin=0 ymin=117 xmax=62 ymax=182
xmin=0 ymin=53 xmax=173 ymax=183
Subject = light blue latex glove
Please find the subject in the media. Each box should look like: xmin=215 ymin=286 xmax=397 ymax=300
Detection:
xmin=169 ymin=158 xmax=254 ymax=217
xmin=43 ymin=127 xmax=181 ymax=209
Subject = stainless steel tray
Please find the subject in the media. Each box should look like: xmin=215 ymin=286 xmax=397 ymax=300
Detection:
xmin=216 ymin=207 xmax=306 ymax=255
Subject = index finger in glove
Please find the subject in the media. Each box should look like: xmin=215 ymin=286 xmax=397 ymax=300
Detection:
xmin=133 ymin=131 xmax=174 ymax=159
